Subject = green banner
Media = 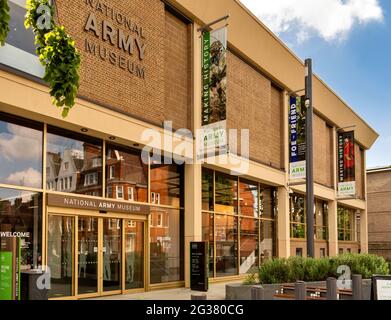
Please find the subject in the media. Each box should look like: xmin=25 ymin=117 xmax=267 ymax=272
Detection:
xmin=202 ymin=31 xmax=211 ymax=125
xmin=0 ymin=252 xmax=13 ymax=300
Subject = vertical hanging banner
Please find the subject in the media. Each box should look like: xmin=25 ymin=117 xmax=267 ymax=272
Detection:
xmin=289 ymin=96 xmax=307 ymax=179
xmin=338 ymin=131 xmax=356 ymax=196
xmin=198 ymin=27 xmax=228 ymax=160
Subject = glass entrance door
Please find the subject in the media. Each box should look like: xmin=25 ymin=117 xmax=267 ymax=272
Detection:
xmin=77 ymin=217 xmax=99 ymax=295
xmin=103 ymin=219 xmax=122 ymax=292
xmin=124 ymin=220 xmax=144 ymax=290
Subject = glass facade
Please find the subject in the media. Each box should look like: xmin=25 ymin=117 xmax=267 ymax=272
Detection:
xmin=106 ymin=144 xmax=148 ymax=202
xmin=201 ymin=169 xmax=277 ymax=277
xmin=47 ymin=127 xmax=103 ymax=197
xmin=338 ymin=206 xmax=356 ymax=242
xmin=0 ymin=114 xmax=43 ymax=189
xmin=290 ymin=194 xmax=328 ymax=241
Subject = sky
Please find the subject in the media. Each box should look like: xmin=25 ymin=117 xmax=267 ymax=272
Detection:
xmin=240 ymin=0 xmax=391 ymax=168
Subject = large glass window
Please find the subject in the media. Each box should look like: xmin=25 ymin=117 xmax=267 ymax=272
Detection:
xmin=150 ymin=208 xmax=183 ymax=284
xmin=46 ymin=127 xmax=103 ymax=197
xmin=290 ymin=194 xmax=306 ymax=239
xmin=201 ymin=169 xmax=277 ymax=278
xmin=0 ymin=187 xmax=42 ymax=270
xmin=0 ymin=0 xmax=44 ymax=77
xmin=150 ymin=162 xmax=184 ymax=207
xmin=239 ymin=218 xmax=258 ymax=274
xmin=215 ymin=214 xmax=238 ymax=277
xmin=290 ymin=194 xmax=329 ymax=241
xmin=215 ymin=172 xmax=238 ymax=214
xmin=106 ymin=144 xmax=148 ymax=202
xmin=0 ymin=114 xmax=43 ymax=189
xmin=338 ymin=207 xmax=355 ymax=242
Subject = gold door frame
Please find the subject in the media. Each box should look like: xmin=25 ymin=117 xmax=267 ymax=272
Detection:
xmin=46 ymin=208 xmax=148 ymax=300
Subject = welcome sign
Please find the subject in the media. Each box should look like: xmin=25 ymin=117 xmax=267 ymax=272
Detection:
xmin=289 ymin=96 xmax=306 ymax=180
xmin=338 ymin=131 xmax=356 ymax=197
xmin=198 ymin=27 xmax=228 ymax=159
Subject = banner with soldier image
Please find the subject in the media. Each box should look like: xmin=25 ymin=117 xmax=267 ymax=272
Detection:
xmin=289 ymin=96 xmax=306 ymax=180
xmin=338 ymin=131 xmax=356 ymax=196
xmin=198 ymin=27 xmax=228 ymax=159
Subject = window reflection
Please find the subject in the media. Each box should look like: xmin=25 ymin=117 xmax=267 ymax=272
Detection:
xmin=46 ymin=127 xmax=103 ymax=197
xmin=215 ymin=215 xmax=238 ymax=277
xmin=0 ymin=114 xmax=42 ymax=189
xmin=202 ymin=213 xmax=214 ymax=277
xmin=290 ymin=194 xmax=306 ymax=239
xmin=215 ymin=173 xmax=238 ymax=214
xmin=338 ymin=207 xmax=355 ymax=241
xmin=0 ymin=187 xmax=42 ymax=270
xmin=239 ymin=180 xmax=258 ymax=218
xmin=202 ymin=169 xmax=214 ymax=211
xmin=239 ymin=218 xmax=258 ymax=274
xmin=106 ymin=144 xmax=148 ymax=202
xmin=150 ymin=208 xmax=183 ymax=284
xmin=150 ymin=161 xmax=183 ymax=207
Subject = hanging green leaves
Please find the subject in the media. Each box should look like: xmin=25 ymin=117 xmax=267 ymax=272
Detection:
xmin=25 ymin=0 xmax=81 ymax=118
xmin=0 ymin=0 xmax=10 ymax=46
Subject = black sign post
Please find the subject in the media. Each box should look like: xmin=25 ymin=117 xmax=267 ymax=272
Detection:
xmin=190 ymin=242 xmax=208 ymax=292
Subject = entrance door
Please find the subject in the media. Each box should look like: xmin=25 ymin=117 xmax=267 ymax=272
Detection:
xmin=47 ymin=215 xmax=145 ymax=299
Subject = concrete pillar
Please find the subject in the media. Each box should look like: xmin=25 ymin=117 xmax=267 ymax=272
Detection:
xmin=277 ymin=187 xmax=291 ymax=258
xmin=328 ymin=200 xmax=338 ymax=257
xmin=326 ymin=277 xmax=338 ymax=300
xmin=295 ymin=281 xmax=307 ymax=300
xmin=184 ymin=22 xmax=203 ymax=288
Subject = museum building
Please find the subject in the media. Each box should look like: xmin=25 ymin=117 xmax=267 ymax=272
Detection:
xmin=0 ymin=0 xmax=378 ymax=299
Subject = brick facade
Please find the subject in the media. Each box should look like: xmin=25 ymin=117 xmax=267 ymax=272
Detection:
xmin=56 ymin=0 xmax=190 ymax=129
xmin=227 ymin=52 xmax=283 ymax=169
xmin=367 ymin=169 xmax=391 ymax=261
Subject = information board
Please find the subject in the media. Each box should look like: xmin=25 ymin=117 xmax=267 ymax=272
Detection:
xmin=190 ymin=242 xmax=208 ymax=292
xmin=372 ymin=275 xmax=391 ymax=300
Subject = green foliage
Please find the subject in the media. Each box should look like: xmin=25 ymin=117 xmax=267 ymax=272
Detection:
xmin=243 ymin=273 xmax=258 ymax=286
xmin=257 ymin=254 xmax=390 ymax=285
xmin=25 ymin=0 xmax=80 ymax=117
xmin=0 ymin=0 xmax=10 ymax=46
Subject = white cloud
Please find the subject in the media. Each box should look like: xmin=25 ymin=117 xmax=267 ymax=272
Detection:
xmin=240 ymin=0 xmax=384 ymax=43
xmin=0 ymin=123 xmax=42 ymax=161
xmin=6 ymin=168 xmax=42 ymax=188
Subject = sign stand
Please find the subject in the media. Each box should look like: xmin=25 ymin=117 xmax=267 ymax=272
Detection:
xmin=190 ymin=242 xmax=209 ymax=292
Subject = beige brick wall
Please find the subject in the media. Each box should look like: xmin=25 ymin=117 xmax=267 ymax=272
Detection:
xmin=56 ymin=0 xmax=190 ymax=129
xmin=367 ymin=170 xmax=391 ymax=260
xmin=164 ymin=11 xmax=192 ymax=130
xmin=313 ymin=114 xmax=333 ymax=188
xmin=226 ymin=52 xmax=283 ymax=169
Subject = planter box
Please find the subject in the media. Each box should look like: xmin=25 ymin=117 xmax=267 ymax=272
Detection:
xmin=226 ymin=280 xmax=373 ymax=300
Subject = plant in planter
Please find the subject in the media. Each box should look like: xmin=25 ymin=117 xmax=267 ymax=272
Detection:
xmin=0 ymin=0 xmax=10 ymax=46
xmin=243 ymin=273 xmax=258 ymax=286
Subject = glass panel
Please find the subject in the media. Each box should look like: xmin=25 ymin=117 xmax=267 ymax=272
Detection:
xmin=260 ymin=220 xmax=275 ymax=264
xmin=239 ymin=180 xmax=258 ymax=218
xmin=46 ymin=128 xmax=103 ymax=197
xmin=0 ymin=188 xmax=42 ymax=270
xmin=77 ymin=217 xmax=98 ymax=295
xmin=150 ymin=161 xmax=183 ymax=207
xmin=48 ymin=216 xmax=74 ymax=298
xmin=6 ymin=1 xmax=36 ymax=54
xmin=215 ymin=215 xmax=238 ymax=277
xmin=103 ymin=219 xmax=121 ymax=292
xmin=202 ymin=168 xmax=214 ymax=211
xmin=215 ymin=173 xmax=238 ymax=214
xmin=239 ymin=218 xmax=258 ymax=274
xmin=202 ymin=213 xmax=214 ymax=277
xmin=106 ymin=145 xmax=148 ymax=202
xmin=125 ymin=220 xmax=144 ymax=290
xmin=260 ymin=187 xmax=276 ymax=219
xmin=150 ymin=208 xmax=182 ymax=284
xmin=290 ymin=194 xmax=306 ymax=239
xmin=0 ymin=115 xmax=43 ymax=188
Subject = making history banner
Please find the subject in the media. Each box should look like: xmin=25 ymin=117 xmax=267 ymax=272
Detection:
xmin=289 ymin=96 xmax=306 ymax=180
xmin=198 ymin=27 xmax=228 ymax=159
xmin=338 ymin=131 xmax=356 ymax=196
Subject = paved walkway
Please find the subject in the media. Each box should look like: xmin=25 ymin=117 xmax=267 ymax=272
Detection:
xmin=88 ymin=281 xmax=240 ymax=300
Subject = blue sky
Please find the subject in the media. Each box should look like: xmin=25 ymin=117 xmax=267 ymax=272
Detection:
xmin=241 ymin=0 xmax=391 ymax=168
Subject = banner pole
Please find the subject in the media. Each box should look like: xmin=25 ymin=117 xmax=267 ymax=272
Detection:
xmin=305 ymin=58 xmax=315 ymax=258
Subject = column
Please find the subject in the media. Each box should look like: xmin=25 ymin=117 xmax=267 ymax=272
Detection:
xmin=184 ymin=22 xmax=203 ymax=288
xmin=328 ymin=200 xmax=338 ymax=257
xmin=277 ymin=187 xmax=290 ymax=258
